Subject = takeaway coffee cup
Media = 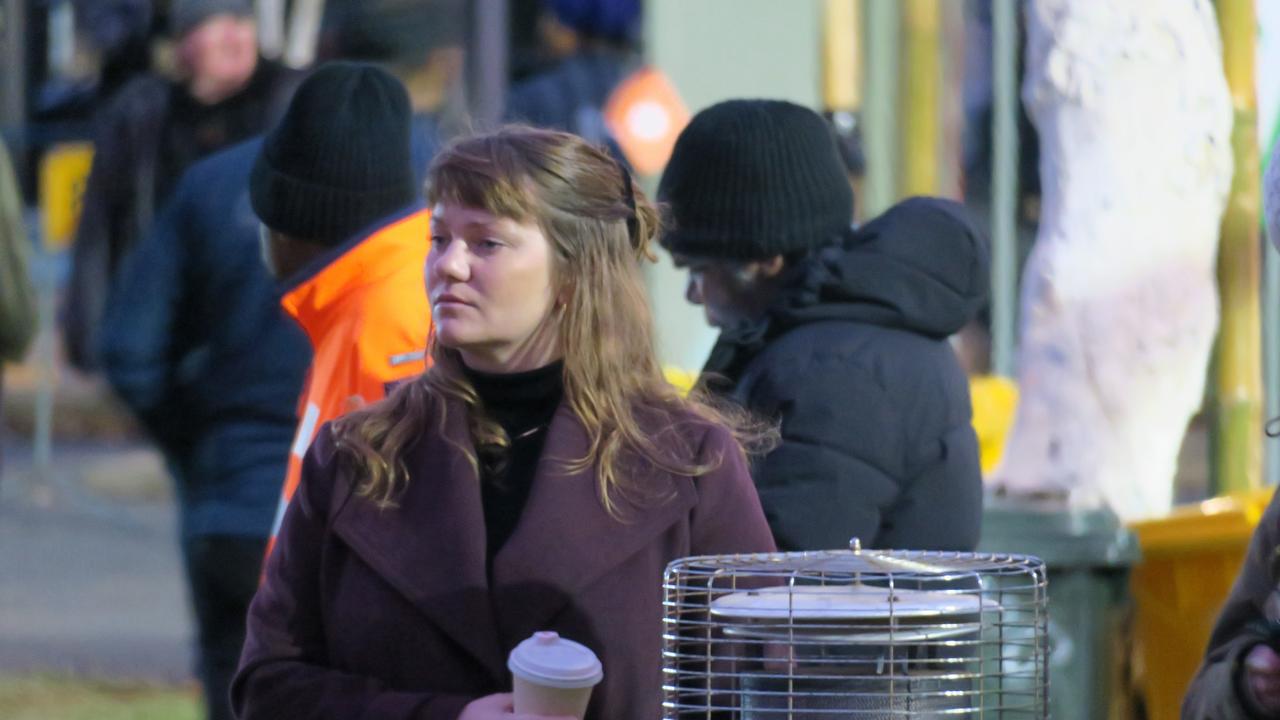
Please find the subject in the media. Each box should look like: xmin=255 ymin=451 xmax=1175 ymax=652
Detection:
xmin=508 ymin=631 xmax=603 ymax=719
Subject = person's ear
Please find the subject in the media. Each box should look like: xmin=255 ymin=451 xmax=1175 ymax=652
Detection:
xmin=555 ymin=282 xmax=573 ymax=311
xmin=757 ymin=255 xmax=787 ymax=279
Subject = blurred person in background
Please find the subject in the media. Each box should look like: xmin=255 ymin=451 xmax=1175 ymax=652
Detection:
xmin=323 ymin=0 xmax=468 ymax=177
xmin=64 ymin=0 xmax=303 ymax=372
xmin=251 ymin=62 xmax=431 ymax=552
xmin=71 ymin=0 xmax=155 ymax=104
xmin=0 ymin=139 xmax=37 ymax=477
xmin=36 ymin=0 xmax=155 ymax=123
xmin=661 ymin=99 xmax=986 ymax=553
xmin=828 ymin=112 xmax=866 ymax=222
xmin=505 ymin=0 xmax=640 ymax=154
xmin=1182 ymin=145 xmax=1280 ymax=720
xmin=1184 ymin=496 xmax=1280 ymax=717
xmin=97 ymin=137 xmax=310 ymax=720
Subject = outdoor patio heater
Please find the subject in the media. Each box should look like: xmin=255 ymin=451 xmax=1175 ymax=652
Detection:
xmin=662 ymin=540 xmax=1049 ymax=718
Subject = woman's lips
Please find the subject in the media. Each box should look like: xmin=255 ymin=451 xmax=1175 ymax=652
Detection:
xmin=433 ymin=293 xmax=473 ymax=307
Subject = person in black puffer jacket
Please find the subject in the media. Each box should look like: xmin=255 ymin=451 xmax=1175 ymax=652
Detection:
xmin=660 ymin=98 xmax=987 ymax=552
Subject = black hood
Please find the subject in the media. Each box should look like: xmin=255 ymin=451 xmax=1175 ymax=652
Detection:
xmin=771 ymin=196 xmax=989 ymax=339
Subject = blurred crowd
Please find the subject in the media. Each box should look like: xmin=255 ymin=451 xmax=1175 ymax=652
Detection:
xmin=5 ymin=2 xmax=659 ymax=718
xmin=25 ymin=2 xmax=1261 ymax=719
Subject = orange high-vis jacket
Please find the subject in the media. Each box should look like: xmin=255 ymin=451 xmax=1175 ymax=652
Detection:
xmin=268 ymin=207 xmax=432 ymax=545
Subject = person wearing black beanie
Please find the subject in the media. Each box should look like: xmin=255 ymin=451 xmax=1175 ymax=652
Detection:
xmin=251 ymin=61 xmax=434 ymax=566
xmin=253 ymin=60 xmax=417 ymax=258
xmin=660 ymin=98 xmax=987 ymax=553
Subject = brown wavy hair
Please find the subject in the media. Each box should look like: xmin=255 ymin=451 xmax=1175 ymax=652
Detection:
xmin=332 ymin=126 xmax=773 ymax=515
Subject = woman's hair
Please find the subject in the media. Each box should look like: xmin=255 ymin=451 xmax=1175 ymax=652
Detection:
xmin=333 ymin=126 xmax=773 ymax=515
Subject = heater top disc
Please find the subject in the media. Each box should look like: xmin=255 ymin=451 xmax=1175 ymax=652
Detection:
xmin=709 ymin=584 xmax=983 ymax=621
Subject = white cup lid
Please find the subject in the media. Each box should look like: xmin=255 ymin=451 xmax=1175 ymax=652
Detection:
xmin=508 ymin=631 xmax=604 ymax=689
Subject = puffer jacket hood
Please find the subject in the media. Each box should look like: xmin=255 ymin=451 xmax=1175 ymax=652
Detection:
xmin=773 ymin=196 xmax=989 ymax=339
xmin=698 ymin=196 xmax=986 ymax=553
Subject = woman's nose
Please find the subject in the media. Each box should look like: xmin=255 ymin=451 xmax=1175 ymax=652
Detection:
xmin=432 ymin=240 xmax=470 ymax=282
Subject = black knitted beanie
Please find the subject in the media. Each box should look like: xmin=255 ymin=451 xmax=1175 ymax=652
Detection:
xmin=169 ymin=0 xmax=253 ymax=37
xmin=251 ymin=61 xmax=416 ymax=246
xmin=658 ymin=99 xmax=854 ymax=260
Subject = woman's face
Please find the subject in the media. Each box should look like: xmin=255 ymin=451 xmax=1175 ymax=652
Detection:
xmin=427 ymin=203 xmax=562 ymax=373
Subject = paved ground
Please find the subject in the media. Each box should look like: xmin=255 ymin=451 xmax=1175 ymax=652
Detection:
xmin=0 ymin=432 xmax=194 ymax=683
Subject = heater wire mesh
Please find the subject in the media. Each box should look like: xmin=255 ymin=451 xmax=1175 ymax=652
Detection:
xmin=662 ymin=545 xmax=1049 ymax=718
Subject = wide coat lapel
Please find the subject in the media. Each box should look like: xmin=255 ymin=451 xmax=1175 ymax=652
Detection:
xmin=490 ymin=404 xmax=697 ymax=646
xmin=327 ymin=396 xmax=507 ymax=681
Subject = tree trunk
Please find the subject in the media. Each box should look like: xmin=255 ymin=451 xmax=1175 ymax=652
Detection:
xmin=994 ymin=0 xmax=1233 ymax=520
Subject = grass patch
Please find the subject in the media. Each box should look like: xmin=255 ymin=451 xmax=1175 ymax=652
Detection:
xmin=0 ymin=675 xmax=200 ymax=720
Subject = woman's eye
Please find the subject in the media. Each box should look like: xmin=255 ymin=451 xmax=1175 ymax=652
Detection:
xmin=429 ymin=234 xmax=449 ymax=246
xmin=476 ymin=239 xmax=504 ymax=251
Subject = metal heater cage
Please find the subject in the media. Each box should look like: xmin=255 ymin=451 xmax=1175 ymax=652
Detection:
xmin=662 ymin=544 xmax=1049 ymax=718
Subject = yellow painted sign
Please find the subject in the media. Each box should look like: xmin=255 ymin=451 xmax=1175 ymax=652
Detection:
xmin=39 ymin=142 xmax=94 ymax=251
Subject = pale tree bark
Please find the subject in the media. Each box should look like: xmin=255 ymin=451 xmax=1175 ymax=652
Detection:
xmin=993 ymin=0 xmax=1233 ymax=521
xmin=283 ymin=0 xmax=325 ymax=69
xmin=256 ymin=0 xmax=286 ymax=60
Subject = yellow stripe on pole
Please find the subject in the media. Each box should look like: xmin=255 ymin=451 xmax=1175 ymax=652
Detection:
xmin=899 ymin=0 xmax=940 ymax=196
xmin=1215 ymin=0 xmax=1264 ymax=494
xmin=823 ymin=0 xmax=861 ymax=111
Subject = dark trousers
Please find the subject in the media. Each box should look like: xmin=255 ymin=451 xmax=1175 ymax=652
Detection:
xmin=182 ymin=534 xmax=266 ymax=720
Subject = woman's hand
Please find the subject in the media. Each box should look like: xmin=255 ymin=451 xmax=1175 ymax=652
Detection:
xmin=457 ymin=692 xmax=575 ymax=720
xmin=1244 ymin=644 xmax=1280 ymax=715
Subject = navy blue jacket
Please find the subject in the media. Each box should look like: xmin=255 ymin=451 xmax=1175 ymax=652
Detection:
xmin=702 ymin=197 xmax=988 ymax=553
xmin=99 ymin=138 xmax=310 ymax=539
xmin=505 ymin=50 xmax=632 ymax=165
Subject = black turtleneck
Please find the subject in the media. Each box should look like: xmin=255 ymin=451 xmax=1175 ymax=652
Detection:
xmin=461 ymin=361 xmax=565 ymax=568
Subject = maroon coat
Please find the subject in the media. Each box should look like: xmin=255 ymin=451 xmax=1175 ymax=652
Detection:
xmin=232 ymin=394 xmax=776 ymax=720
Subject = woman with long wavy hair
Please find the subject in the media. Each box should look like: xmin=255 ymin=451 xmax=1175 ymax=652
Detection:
xmin=232 ymin=126 xmax=776 ymax=720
